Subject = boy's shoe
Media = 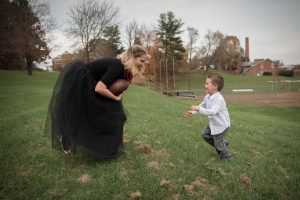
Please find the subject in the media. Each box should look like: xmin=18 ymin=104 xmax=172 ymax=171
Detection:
xmin=220 ymin=156 xmax=232 ymax=161
xmin=225 ymin=141 xmax=229 ymax=146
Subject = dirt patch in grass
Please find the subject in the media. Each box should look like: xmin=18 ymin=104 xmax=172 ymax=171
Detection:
xmin=130 ymin=191 xmax=141 ymax=199
xmin=185 ymin=177 xmax=214 ymax=194
xmin=181 ymin=92 xmax=300 ymax=106
xmin=152 ymin=149 xmax=170 ymax=157
xmin=146 ymin=161 xmax=160 ymax=169
xmin=160 ymin=179 xmax=171 ymax=187
xmin=77 ymin=174 xmax=91 ymax=183
xmin=16 ymin=167 xmax=32 ymax=176
xmin=224 ymin=92 xmax=300 ymax=106
xmin=137 ymin=143 xmax=151 ymax=154
xmin=240 ymin=174 xmax=251 ymax=186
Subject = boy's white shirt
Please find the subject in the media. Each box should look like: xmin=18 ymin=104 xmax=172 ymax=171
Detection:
xmin=192 ymin=91 xmax=230 ymax=135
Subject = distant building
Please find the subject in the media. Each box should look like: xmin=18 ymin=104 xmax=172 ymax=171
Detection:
xmin=293 ymin=65 xmax=300 ymax=76
xmin=242 ymin=58 xmax=278 ymax=76
xmin=52 ymin=52 xmax=85 ymax=71
xmin=52 ymin=56 xmax=64 ymax=71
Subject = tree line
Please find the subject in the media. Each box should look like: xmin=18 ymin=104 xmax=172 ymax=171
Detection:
xmin=0 ymin=0 xmax=55 ymax=75
xmin=0 ymin=0 xmax=247 ymax=78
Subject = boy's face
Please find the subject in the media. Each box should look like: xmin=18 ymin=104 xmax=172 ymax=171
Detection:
xmin=204 ymin=78 xmax=218 ymax=95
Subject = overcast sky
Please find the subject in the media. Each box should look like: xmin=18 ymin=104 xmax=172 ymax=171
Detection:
xmin=48 ymin=0 xmax=300 ymax=65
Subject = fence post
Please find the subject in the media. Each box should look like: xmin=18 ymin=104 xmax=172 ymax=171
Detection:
xmin=172 ymin=57 xmax=175 ymax=89
xmin=165 ymin=59 xmax=168 ymax=90
xmin=159 ymin=59 xmax=162 ymax=93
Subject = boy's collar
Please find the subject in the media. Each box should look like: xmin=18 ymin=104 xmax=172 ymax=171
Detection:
xmin=209 ymin=91 xmax=219 ymax=99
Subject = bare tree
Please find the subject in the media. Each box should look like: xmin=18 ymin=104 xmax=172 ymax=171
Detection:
xmin=125 ymin=20 xmax=139 ymax=48
xmin=30 ymin=0 xmax=57 ymax=51
xmin=186 ymin=27 xmax=199 ymax=69
xmin=215 ymin=36 xmax=243 ymax=71
xmin=199 ymin=30 xmax=224 ymax=71
xmin=29 ymin=0 xmax=56 ymax=32
xmin=138 ymin=24 xmax=156 ymax=48
xmin=66 ymin=0 xmax=119 ymax=61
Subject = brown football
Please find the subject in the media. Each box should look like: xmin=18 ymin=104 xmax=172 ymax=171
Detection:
xmin=108 ymin=79 xmax=130 ymax=96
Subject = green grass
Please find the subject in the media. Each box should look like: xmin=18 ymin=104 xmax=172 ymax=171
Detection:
xmin=171 ymin=70 xmax=300 ymax=94
xmin=1 ymin=70 xmax=300 ymax=199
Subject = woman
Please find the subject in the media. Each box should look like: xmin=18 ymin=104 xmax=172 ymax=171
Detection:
xmin=45 ymin=45 xmax=148 ymax=159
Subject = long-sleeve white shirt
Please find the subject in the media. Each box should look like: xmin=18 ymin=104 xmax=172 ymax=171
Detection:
xmin=192 ymin=92 xmax=230 ymax=135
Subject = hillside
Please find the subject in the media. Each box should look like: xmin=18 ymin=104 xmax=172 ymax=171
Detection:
xmin=0 ymin=70 xmax=299 ymax=199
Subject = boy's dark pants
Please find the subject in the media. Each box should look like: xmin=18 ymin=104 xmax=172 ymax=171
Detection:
xmin=202 ymin=126 xmax=232 ymax=159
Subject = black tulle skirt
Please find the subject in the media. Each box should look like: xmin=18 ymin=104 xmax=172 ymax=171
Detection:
xmin=44 ymin=61 xmax=126 ymax=159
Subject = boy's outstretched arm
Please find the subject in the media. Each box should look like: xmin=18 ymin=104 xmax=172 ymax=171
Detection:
xmin=185 ymin=103 xmax=202 ymax=118
xmin=191 ymin=105 xmax=200 ymax=111
xmin=185 ymin=106 xmax=200 ymax=118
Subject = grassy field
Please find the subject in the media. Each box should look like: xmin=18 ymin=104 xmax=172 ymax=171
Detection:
xmin=1 ymin=70 xmax=299 ymax=199
xmin=169 ymin=70 xmax=300 ymax=94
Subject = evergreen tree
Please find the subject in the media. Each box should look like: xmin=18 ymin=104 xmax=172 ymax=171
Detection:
xmin=157 ymin=11 xmax=185 ymax=60
xmin=103 ymin=25 xmax=124 ymax=56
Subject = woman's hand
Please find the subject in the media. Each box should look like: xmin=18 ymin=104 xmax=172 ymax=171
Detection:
xmin=95 ymin=81 xmax=125 ymax=101
xmin=115 ymin=91 xmax=125 ymax=101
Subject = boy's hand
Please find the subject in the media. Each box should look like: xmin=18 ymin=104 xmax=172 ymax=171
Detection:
xmin=191 ymin=105 xmax=200 ymax=111
xmin=185 ymin=111 xmax=193 ymax=118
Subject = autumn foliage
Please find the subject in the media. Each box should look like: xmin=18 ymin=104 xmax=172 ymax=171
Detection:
xmin=0 ymin=0 xmax=50 ymax=74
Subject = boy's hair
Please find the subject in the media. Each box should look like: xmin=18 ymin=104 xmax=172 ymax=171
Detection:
xmin=208 ymin=75 xmax=224 ymax=91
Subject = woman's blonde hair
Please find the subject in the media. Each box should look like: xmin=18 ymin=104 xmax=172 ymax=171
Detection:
xmin=117 ymin=45 xmax=147 ymax=76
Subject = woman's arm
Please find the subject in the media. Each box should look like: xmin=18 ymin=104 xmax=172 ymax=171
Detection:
xmin=95 ymin=81 xmax=124 ymax=101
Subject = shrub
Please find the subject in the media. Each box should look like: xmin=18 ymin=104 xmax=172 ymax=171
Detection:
xmin=263 ymin=72 xmax=272 ymax=76
xmin=278 ymin=70 xmax=294 ymax=77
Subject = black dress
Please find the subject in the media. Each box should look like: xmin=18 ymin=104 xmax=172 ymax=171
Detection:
xmin=45 ymin=58 xmax=131 ymax=159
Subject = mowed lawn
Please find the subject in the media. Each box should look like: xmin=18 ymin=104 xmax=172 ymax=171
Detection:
xmin=173 ymin=71 xmax=300 ymax=94
xmin=0 ymin=70 xmax=299 ymax=199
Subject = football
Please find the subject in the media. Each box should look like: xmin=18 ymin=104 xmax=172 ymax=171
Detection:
xmin=108 ymin=79 xmax=130 ymax=96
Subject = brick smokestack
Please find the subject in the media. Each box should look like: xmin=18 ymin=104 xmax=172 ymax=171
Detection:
xmin=245 ymin=37 xmax=250 ymax=62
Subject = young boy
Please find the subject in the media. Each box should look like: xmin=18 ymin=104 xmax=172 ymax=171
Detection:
xmin=185 ymin=75 xmax=232 ymax=160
